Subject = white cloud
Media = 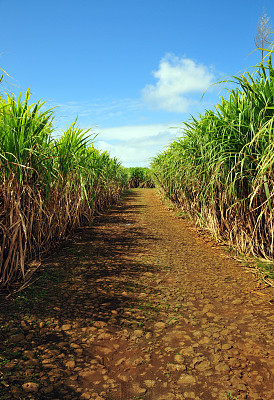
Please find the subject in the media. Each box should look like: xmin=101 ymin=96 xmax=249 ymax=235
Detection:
xmin=48 ymin=98 xmax=142 ymax=128
xmin=49 ymin=53 xmax=217 ymax=166
xmin=142 ymin=54 xmax=215 ymax=113
xmin=94 ymin=123 xmax=180 ymax=167
xmin=95 ymin=123 xmax=175 ymax=141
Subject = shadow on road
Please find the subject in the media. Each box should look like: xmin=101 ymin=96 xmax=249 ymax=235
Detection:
xmin=0 ymin=189 xmax=161 ymax=399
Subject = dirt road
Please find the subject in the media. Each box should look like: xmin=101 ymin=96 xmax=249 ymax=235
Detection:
xmin=0 ymin=189 xmax=273 ymax=400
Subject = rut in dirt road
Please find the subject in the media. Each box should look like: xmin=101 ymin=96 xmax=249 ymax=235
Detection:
xmin=0 ymin=189 xmax=273 ymax=400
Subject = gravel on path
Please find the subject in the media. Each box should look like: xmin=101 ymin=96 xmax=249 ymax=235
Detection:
xmin=0 ymin=189 xmax=273 ymax=400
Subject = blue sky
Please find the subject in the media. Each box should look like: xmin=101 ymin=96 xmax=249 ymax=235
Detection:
xmin=1 ymin=0 xmax=273 ymax=166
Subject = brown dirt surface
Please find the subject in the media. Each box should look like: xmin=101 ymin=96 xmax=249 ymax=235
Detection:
xmin=0 ymin=188 xmax=273 ymax=400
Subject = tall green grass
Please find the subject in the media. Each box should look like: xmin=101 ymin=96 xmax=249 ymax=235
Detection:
xmin=127 ymin=167 xmax=155 ymax=188
xmin=0 ymin=90 xmax=128 ymax=287
xmin=151 ymin=56 xmax=274 ymax=259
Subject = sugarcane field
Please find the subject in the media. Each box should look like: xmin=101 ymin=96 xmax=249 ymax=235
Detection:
xmin=1 ymin=3 xmax=274 ymax=399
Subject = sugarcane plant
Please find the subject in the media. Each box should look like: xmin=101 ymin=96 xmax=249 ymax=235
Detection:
xmin=127 ymin=167 xmax=155 ymax=188
xmin=151 ymin=55 xmax=274 ymax=259
xmin=0 ymin=90 xmax=128 ymax=287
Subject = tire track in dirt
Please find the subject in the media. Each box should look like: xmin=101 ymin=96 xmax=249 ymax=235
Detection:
xmin=0 ymin=189 xmax=273 ymax=400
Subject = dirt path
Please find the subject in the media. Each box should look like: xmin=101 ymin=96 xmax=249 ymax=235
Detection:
xmin=0 ymin=189 xmax=273 ymax=400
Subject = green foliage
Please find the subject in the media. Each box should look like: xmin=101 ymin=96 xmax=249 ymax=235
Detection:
xmin=0 ymin=90 xmax=54 ymax=182
xmin=0 ymin=90 xmax=129 ymax=286
xmin=258 ymin=261 xmax=274 ymax=279
xmin=151 ymin=55 xmax=274 ymax=259
xmin=127 ymin=167 xmax=155 ymax=188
